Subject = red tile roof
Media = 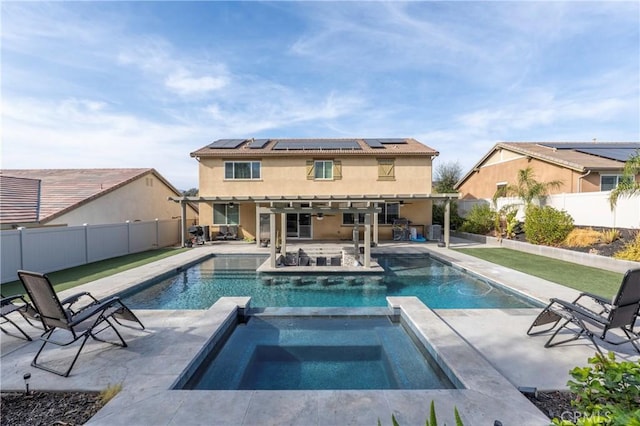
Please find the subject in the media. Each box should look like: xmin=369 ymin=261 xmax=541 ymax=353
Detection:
xmin=0 ymin=175 xmax=41 ymax=224
xmin=0 ymin=168 xmax=175 ymax=224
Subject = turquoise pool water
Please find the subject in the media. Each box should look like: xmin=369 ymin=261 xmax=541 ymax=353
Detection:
xmin=122 ymin=254 xmax=537 ymax=309
xmin=179 ymin=316 xmax=456 ymax=390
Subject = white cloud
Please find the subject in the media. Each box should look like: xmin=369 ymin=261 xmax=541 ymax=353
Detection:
xmin=165 ymin=69 xmax=228 ymax=96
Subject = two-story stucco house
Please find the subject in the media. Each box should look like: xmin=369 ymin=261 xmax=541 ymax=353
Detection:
xmin=173 ymin=138 xmax=456 ymax=267
xmin=455 ymin=142 xmax=640 ymax=200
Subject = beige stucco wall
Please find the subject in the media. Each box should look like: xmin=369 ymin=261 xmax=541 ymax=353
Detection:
xmin=458 ymin=155 xmax=582 ymax=200
xmin=198 ymin=156 xmax=432 ymax=197
xmin=47 ymin=174 xmax=198 ymax=226
xmin=198 ymin=155 xmax=433 ymax=241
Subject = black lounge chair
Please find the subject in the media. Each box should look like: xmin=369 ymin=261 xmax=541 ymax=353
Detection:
xmin=18 ymin=270 xmax=145 ymax=377
xmin=226 ymin=225 xmax=238 ymax=240
xmin=527 ymin=268 xmax=640 ymax=355
xmin=1 ymin=293 xmax=39 ymax=341
xmin=215 ymin=225 xmax=228 ymax=240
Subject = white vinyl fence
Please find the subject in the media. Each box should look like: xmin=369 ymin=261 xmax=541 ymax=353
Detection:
xmin=457 ymin=192 xmax=639 ymax=229
xmin=1 ymin=219 xmax=181 ymax=284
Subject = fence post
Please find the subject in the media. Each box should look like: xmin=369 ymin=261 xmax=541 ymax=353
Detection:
xmin=17 ymin=227 xmax=25 ymax=270
xmin=126 ymin=220 xmax=131 ymax=254
xmin=83 ymin=223 xmax=89 ymax=264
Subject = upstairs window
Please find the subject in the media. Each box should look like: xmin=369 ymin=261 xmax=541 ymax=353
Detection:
xmin=225 ymin=161 xmax=261 ymax=180
xmin=306 ymin=160 xmax=341 ymax=180
xmin=600 ymin=175 xmax=631 ymax=191
xmin=314 ymin=160 xmax=333 ymax=180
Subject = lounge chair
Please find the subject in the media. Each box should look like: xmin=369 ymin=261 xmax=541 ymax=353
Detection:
xmin=17 ymin=270 xmax=145 ymax=377
xmin=226 ymin=225 xmax=238 ymax=240
xmin=527 ymin=268 xmax=640 ymax=355
xmin=316 ymin=257 xmax=327 ymax=266
xmin=215 ymin=225 xmax=228 ymax=240
xmin=1 ymin=293 xmax=39 ymax=341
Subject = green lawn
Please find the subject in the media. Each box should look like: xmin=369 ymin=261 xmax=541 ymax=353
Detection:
xmin=1 ymin=248 xmax=188 ymax=296
xmin=454 ymin=248 xmax=623 ymax=299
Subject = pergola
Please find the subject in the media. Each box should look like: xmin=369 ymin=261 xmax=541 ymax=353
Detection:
xmin=168 ymin=193 xmax=459 ymax=268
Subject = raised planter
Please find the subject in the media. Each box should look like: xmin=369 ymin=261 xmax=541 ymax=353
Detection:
xmin=452 ymin=231 xmax=639 ymax=274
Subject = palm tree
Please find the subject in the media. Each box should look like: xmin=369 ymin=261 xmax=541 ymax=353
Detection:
xmin=609 ymin=150 xmax=640 ymax=209
xmin=500 ymin=166 xmax=563 ymax=209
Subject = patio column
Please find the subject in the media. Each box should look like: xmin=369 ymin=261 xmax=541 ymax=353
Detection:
xmin=270 ymin=212 xmax=277 ymax=268
xmin=353 ymin=216 xmax=360 ymax=264
xmin=373 ymin=211 xmax=379 ymax=246
xmin=180 ymin=201 xmax=187 ymax=247
xmin=364 ymin=213 xmax=371 ymax=268
xmin=255 ymin=206 xmax=261 ymax=248
xmin=444 ymin=199 xmax=451 ymax=248
xmin=280 ymin=212 xmax=287 ymax=256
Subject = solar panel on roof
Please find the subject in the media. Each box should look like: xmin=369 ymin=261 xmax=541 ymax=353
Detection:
xmin=273 ymin=140 xmax=362 ymax=150
xmin=248 ymin=139 xmax=270 ymax=149
xmin=575 ymin=148 xmax=637 ymax=162
xmin=378 ymin=138 xmax=407 ymax=144
xmin=363 ymin=139 xmax=385 ymax=148
xmin=541 ymin=143 xmax=640 ymax=150
xmin=208 ymin=139 xmax=246 ymax=149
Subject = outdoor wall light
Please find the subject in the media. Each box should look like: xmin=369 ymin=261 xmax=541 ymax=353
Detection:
xmin=229 ymin=202 xmax=235 ymax=209
xmin=23 ymin=372 xmax=31 ymax=394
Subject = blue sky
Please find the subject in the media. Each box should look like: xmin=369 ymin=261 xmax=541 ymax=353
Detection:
xmin=2 ymin=1 xmax=639 ymax=190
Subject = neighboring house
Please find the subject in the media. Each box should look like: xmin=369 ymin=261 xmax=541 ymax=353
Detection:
xmin=455 ymin=142 xmax=640 ymax=200
xmin=0 ymin=168 xmax=198 ymax=228
xmin=183 ymin=138 xmax=452 ymax=250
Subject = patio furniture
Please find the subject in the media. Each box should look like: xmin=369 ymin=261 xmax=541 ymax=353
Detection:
xmin=227 ymin=225 xmax=238 ymax=240
xmin=17 ymin=270 xmax=145 ymax=377
xmin=527 ymin=268 xmax=640 ymax=355
xmin=1 ymin=293 xmax=39 ymax=341
xmin=215 ymin=225 xmax=228 ymax=240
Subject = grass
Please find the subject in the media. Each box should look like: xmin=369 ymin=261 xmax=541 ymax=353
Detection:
xmin=1 ymin=248 xmax=188 ymax=296
xmin=454 ymin=248 xmax=623 ymax=299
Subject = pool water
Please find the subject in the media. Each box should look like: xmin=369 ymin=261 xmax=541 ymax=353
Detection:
xmin=122 ymin=254 xmax=536 ymax=309
xmin=180 ymin=316 xmax=456 ymax=390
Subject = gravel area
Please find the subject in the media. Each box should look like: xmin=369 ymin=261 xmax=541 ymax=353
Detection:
xmin=0 ymin=391 xmax=103 ymax=426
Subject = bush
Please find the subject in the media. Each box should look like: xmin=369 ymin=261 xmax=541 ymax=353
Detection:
xmin=432 ymin=202 xmax=464 ymax=229
xmin=524 ymin=206 xmax=574 ymax=246
xmin=459 ymin=204 xmax=495 ymax=235
xmin=552 ymin=352 xmax=640 ymax=426
xmin=614 ymin=232 xmax=640 ymax=262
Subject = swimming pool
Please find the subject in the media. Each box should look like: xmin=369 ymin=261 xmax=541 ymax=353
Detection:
xmin=179 ymin=316 xmax=456 ymax=390
xmin=122 ymin=254 xmax=537 ymax=309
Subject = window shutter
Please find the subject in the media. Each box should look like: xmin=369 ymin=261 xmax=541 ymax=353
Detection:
xmin=378 ymin=159 xmax=395 ymax=180
xmin=333 ymin=160 xmax=342 ymax=180
xmin=306 ymin=160 xmax=315 ymax=180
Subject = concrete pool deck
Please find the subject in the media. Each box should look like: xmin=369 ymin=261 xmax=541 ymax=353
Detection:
xmin=2 ymin=239 xmax=638 ymax=425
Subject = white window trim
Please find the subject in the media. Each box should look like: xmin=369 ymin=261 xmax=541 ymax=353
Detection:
xmin=314 ymin=160 xmax=333 ymax=180
xmin=600 ymin=174 xmax=624 ymax=191
xmin=224 ymin=161 xmax=261 ymax=180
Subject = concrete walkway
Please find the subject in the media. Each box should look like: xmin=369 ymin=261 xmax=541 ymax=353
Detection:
xmin=1 ymin=239 xmax=638 ymax=425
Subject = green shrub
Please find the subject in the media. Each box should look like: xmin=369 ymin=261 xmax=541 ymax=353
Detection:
xmin=432 ymin=202 xmax=464 ymax=229
xmin=524 ymin=205 xmax=574 ymax=246
xmin=552 ymin=352 xmax=640 ymax=426
xmin=459 ymin=204 xmax=495 ymax=235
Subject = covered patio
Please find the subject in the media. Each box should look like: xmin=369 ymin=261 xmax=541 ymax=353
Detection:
xmin=169 ymin=193 xmax=459 ymax=269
